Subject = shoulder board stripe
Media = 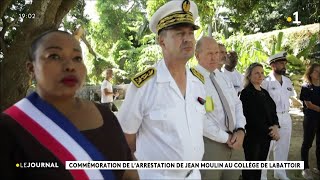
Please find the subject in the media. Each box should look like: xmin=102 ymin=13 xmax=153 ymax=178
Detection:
xmin=131 ymin=67 xmax=156 ymax=88
xmin=190 ymin=67 xmax=204 ymax=84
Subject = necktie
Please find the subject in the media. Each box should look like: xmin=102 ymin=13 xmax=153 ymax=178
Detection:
xmin=209 ymin=72 xmax=235 ymax=132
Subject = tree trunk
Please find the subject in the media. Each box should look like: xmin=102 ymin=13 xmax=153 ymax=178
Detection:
xmin=207 ymin=15 xmax=214 ymax=37
xmin=0 ymin=0 xmax=77 ymax=111
xmin=208 ymin=24 xmax=213 ymax=37
xmin=0 ymin=0 xmax=13 ymax=18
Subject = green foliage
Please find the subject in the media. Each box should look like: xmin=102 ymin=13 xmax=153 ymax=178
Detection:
xmin=121 ymin=44 xmax=161 ymax=83
xmin=276 ymin=32 xmax=283 ymax=51
xmin=86 ymin=0 xmax=154 ymax=84
xmin=225 ymin=35 xmax=269 ymax=73
xmin=88 ymin=54 xmax=118 ymax=84
xmin=194 ymin=1 xmax=216 ymax=29
xmin=225 ymin=26 xmax=319 ymax=78
xmin=87 ymin=22 xmax=111 ymax=55
xmin=296 ymin=34 xmax=317 ymax=59
xmin=85 ymin=0 xmax=319 ymax=86
xmin=224 ymin=0 xmax=319 ymax=34
xmin=146 ymin=0 xmax=166 ymax=19
xmin=95 ymin=0 xmax=148 ymax=46
xmin=137 ymin=45 xmax=162 ymax=69
xmin=109 ymin=40 xmax=133 ymax=68
xmin=62 ymin=0 xmax=90 ymax=31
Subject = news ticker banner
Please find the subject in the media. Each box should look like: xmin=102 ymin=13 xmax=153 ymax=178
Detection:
xmin=65 ymin=161 xmax=304 ymax=170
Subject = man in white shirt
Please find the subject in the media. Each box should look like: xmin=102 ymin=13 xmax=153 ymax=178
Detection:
xmin=101 ymin=69 xmax=119 ymax=111
xmin=222 ymin=51 xmax=244 ymax=96
xmin=117 ymin=1 xmax=206 ymax=179
xmin=195 ymin=36 xmax=246 ymax=180
xmin=261 ymin=51 xmax=296 ymax=180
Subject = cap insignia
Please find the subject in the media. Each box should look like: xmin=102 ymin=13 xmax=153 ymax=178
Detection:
xmin=182 ymin=0 xmax=191 ymax=12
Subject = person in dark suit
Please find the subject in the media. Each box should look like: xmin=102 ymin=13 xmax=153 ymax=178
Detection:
xmin=240 ymin=62 xmax=280 ymax=180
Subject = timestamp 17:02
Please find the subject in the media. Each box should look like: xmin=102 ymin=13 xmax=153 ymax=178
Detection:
xmin=19 ymin=13 xmax=36 ymax=19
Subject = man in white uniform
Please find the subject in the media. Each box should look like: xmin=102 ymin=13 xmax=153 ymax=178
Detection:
xmin=195 ymin=36 xmax=246 ymax=180
xmin=101 ymin=69 xmax=119 ymax=111
xmin=261 ymin=51 xmax=296 ymax=180
xmin=117 ymin=1 xmax=206 ymax=179
xmin=222 ymin=51 xmax=244 ymax=96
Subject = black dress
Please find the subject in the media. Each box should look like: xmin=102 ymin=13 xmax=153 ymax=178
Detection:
xmin=240 ymin=83 xmax=279 ymax=180
xmin=0 ymin=103 xmax=132 ymax=180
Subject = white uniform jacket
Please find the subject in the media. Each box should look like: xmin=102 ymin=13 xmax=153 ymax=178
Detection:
xmin=117 ymin=59 xmax=206 ymax=179
xmin=262 ymin=73 xmax=296 ymax=113
xmin=222 ymin=67 xmax=244 ymax=94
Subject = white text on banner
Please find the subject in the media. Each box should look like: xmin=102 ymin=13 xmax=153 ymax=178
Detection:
xmin=65 ymin=161 xmax=303 ymax=170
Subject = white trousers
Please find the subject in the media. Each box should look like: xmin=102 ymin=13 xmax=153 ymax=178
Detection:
xmin=261 ymin=112 xmax=292 ymax=180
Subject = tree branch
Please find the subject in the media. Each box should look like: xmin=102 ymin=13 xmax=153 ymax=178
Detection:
xmin=80 ymin=0 xmax=85 ymax=16
xmin=1 ymin=0 xmax=79 ymax=111
xmin=55 ymin=0 xmax=78 ymax=26
xmin=0 ymin=0 xmax=13 ymax=18
xmin=125 ymin=1 xmax=136 ymax=13
xmin=82 ymin=36 xmax=97 ymax=58
xmin=0 ymin=17 xmax=7 ymax=39
xmin=18 ymin=0 xmax=55 ymax=34
xmin=6 ymin=17 xmax=18 ymax=30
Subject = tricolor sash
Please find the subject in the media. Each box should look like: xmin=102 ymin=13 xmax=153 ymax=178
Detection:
xmin=4 ymin=92 xmax=115 ymax=180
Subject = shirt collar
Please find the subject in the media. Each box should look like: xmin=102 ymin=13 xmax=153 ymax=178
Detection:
xmin=195 ymin=64 xmax=211 ymax=78
xmin=156 ymin=59 xmax=198 ymax=83
xmin=214 ymin=68 xmax=221 ymax=75
xmin=222 ymin=67 xmax=229 ymax=72
xmin=268 ymin=72 xmax=285 ymax=81
xmin=156 ymin=59 xmax=171 ymax=83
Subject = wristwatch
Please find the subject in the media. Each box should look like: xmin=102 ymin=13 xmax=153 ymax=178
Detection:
xmin=234 ymin=127 xmax=246 ymax=134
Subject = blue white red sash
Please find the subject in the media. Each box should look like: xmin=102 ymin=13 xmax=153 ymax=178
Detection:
xmin=4 ymin=92 xmax=115 ymax=180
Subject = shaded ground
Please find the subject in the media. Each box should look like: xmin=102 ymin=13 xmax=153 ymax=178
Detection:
xmin=266 ymin=108 xmax=319 ymax=180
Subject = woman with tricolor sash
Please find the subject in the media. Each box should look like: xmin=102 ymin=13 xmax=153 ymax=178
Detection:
xmin=0 ymin=30 xmax=138 ymax=180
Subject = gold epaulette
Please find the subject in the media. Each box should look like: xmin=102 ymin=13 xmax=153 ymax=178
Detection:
xmin=190 ymin=67 xmax=204 ymax=84
xmin=131 ymin=67 xmax=156 ymax=88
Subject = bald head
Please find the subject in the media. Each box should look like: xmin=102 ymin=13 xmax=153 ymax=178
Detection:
xmin=195 ymin=36 xmax=220 ymax=72
xmin=196 ymin=36 xmax=218 ymax=53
